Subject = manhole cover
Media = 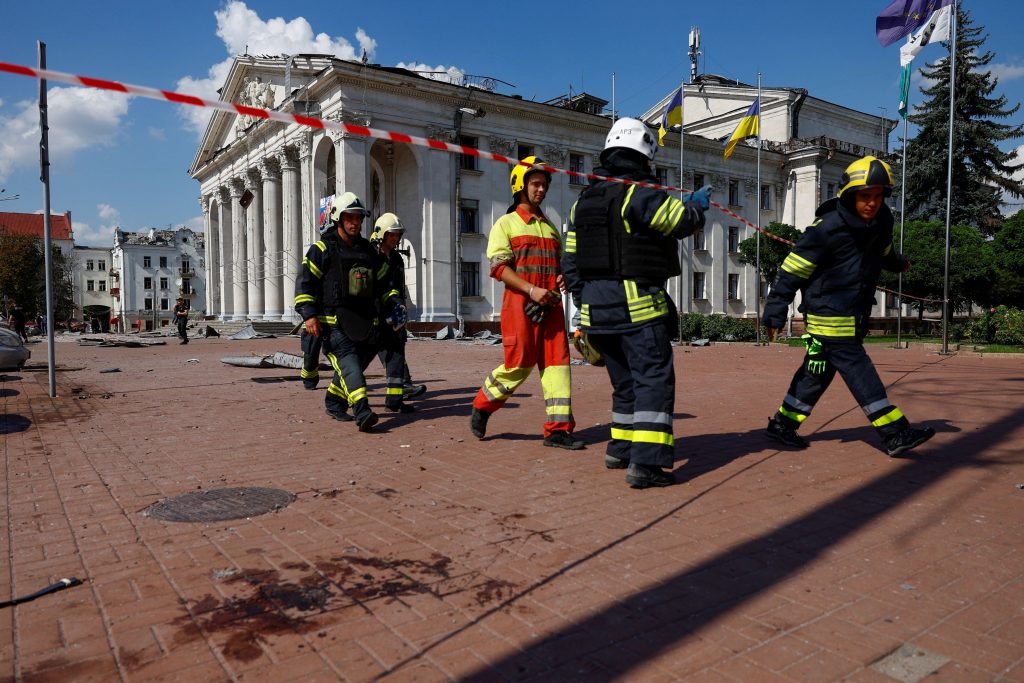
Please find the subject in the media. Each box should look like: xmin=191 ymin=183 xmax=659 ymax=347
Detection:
xmin=143 ymin=487 xmax=295 ymax=522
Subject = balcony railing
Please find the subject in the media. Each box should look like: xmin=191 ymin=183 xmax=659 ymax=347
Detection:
xmin=178 ymin=268 xmax=196 ymax=278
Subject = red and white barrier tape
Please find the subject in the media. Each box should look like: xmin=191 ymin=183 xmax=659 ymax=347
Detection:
xmin=1 ymin=60 xmax=944 ymax=305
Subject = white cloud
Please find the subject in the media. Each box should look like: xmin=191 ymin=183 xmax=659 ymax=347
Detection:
xmin=184 ymin=214 xmax=205 ymax=232
xmin=148 ymin=127 xmax=166 ymax=141
xmin=0 ymin=87 xmax=129 ymax=184
xmin=71 ymin=221 xmax=118 ymax=247
xmin=175 ymin=1 xmax=377 ymax=137
xmin=97 ymin=203 xmax=120 ymax=222
xmin=988 ymin=62 xmax=1024 ymax=83
xmin=395 ymin=62 xmax=466 ymax=86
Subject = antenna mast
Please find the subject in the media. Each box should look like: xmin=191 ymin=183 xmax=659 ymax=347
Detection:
xmin=688 ymin=27 xmax=701 ymax=83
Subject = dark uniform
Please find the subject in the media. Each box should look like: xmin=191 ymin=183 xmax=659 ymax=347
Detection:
xmin=762 ymin=156 xmax=934 ymax=456
xmin=563 ymin=143 xmax=705 ymax=487
xmin=299 ymin=324 xmax=323 ymax=389
xmin=374 ymin=246 xmax=415 ymax=408
xmin=172 ymin=299 xmax=189 ymax=344
xmin=294 ymin=230 xmax=404 ymax=429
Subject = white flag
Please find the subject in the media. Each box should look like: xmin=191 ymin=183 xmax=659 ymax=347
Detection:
xmin=900 ymin=5 xmax=952 ymax=67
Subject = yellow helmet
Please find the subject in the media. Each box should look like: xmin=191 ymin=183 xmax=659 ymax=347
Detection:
xmin=509 ymin=156 xmax=552 ymax=200
xmin=370 ymin=212 xmax=404 ymax=245
xmin=837 ymin=156 xmax=894 ymax=198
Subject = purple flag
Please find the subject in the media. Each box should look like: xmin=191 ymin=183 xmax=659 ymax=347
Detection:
xmin=876 ymin=0 xmax=954 ymax=47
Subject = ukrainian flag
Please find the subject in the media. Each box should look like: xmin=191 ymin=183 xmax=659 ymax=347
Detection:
xmin=658 ymin=87 xmax=683 ymax=146
xmin=723 ymin=97 xmax=760 ymax=160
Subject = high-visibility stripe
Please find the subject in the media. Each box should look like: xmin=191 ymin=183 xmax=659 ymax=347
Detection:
xmin=303 ymin=258 xmax=323 ymax=279
xmin=610 ymin=427 xmax=634 ymax=441
xmin=806 ymin=314 xmax=856 ymax=337
xmin=314 ymin=241 xmax=326 ymax=252
xmin=862 ymin=398 xmax=892 ymax=416
xmin=294 ymin=293 xmax=315 ymax=305
xmin=565 ymin=232 xmax=577 ymax=252
xmin=871 ymin=407 xmax=905 ymax=427
xmin=783 ymin=394 xmax=814 ymax=414
xmin=634 ymin=411 xmax=672 ymax=426
xmin=611 ymin=412 xmax=634 ymax=425
xmin=300 ymin=367 xmax=318 ymax=379
xmin=779 ymin=405 xmax=808 ymax=423
xmin=348 ymin=386 xmax=367 ymax=403
xmin=631 ymin=429 xmax=674 ymax=446
xmin=781 ymin=252 xmax=815 ymax=279
xmin=318 ymin=315 xmax=336 ymax=325
xmin=621 ymin=185 xmax=636 ymax=234
xmin=386 ymin=387 xmax=403 ymax=396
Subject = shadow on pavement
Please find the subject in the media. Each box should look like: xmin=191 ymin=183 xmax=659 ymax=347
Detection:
xmin=0 ymin=414 xmax=31 ymax=434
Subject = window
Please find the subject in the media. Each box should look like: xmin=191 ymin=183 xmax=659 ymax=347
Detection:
xmin=182 ymin=237 xmax=188 ymax=244
xmin=99 ymin=281 xmax=106 ymax=292
xmin=144 ymin=297 xmax=153 ymax=310
xmin=693 ymin=227 xmax=706 ymax=251
xmin=160 ymin=277 xmax=168 ymax=290
xmin=143 ymin=277 xmax=152 ymax=290
xmin=182 ymin=280 xmax=192 ymax=295
xmin=459 ymin=199 xmax=479 ymax=234
xmin=728 ymin=226 xmax=740 ymax=253
xmin=182 ymin=259 xmax=191 ymax=273
xmin=728 ymin=274 xmax=740 ymax=301
xmin=693 ymin=272 xmax=706 ymax=300
xmin=159 ymin=256 xmax=167 ymax=268
xmin=160 ymin=298 xmax=169 ymax=310
xmin=760 ymin=185 xmax=772 ymax=210
xmin=569 ymin=153 xmax=586 ymax=186
xmin=517 ymin=143 xmax=535 ymax=160
xmin=143 ymin=256 xmax=151 ymax=268
xmin=459 ymin=135 xmax=478 ymax=171
xmin=693 ymin=173 xmax=705 ymax=190
xmin=656 ymin=166 xmax=669 ymax=188
xmin=86 ymin=260 xmax=94 ymax=271
xmin=826 ymin=183 xmax=837 ymax=202
xmin=460 ymin=260 xmax=480 ymax=297
xmin=728 ymin=179 xmax=740 ymax=206
xmin=98 ymin=260 xmax=106 ymax=271
xmin=86 ymin=280 xmax=95 ymax=291
xmin=886 ymin=291 xmax=900 ymax=308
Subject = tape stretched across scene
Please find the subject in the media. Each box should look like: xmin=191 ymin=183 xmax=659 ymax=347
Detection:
xmin=0 ymin=60 xmax=944 ymax=304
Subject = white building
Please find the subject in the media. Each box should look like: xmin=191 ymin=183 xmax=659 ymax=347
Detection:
xmin=72 ymin=245 xmax=116 ymax=329
xmin=190 ymin=56 xmax=899 ymax=331
xmin=110 ymin=227 xmax=206 ymax=332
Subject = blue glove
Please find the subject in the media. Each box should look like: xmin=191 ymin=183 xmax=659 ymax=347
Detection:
xmin=385 ymin=300 xmax=407 ymax=329
xmin=682 ymin=185 xmax=712 ymax=211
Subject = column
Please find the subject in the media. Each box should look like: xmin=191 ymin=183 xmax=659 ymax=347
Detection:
xmin=202 ymin=195 xmax=220 ymax=317
xmin=260 ymin=158 xmax=284 ymax=320
xmin=229 ymin=178 xmax=248 ymax=320
xmin=280 ymin=145 xmax=302 ymax=322
xmin=335 ymin=133 xmax=368 ymax=207
xmin=244 ymin=168 xmax=265 ymax=320
xmin=298 ymin=133 xmax=316 ymax=249
xmin=217 ymin=186 xmax=234 ymax=319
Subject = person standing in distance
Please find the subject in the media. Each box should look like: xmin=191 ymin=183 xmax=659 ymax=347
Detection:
xmin=762 ymin=155 xmax=935 ymax=457
xmin=172 ymin=297 xmax=190 ymax=345
xmin=563 ymin=117 xmax=708 ymax=489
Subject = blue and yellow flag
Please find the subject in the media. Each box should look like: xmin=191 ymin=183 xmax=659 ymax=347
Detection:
xmin=723 ymin=97 xmax=759 ymax=160
xmin=658 ymin=87 xmax=683 ymax=146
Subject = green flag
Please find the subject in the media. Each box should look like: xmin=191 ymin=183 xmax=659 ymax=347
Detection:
xmin=898 ymin=63 xmax=912 ymax=119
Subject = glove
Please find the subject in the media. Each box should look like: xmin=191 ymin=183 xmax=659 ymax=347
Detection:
xmin=385 ymin=300 xmax=407 ymax=330
xmin=524 ymin=301 xmax=548 ymax=324
xmin=802 ymin=334 xmax=827 ymax=375
xmin=682 ymin=185 xmax=712 ymax=211
xmin=573 ymin=329 xmax=604 ymax=366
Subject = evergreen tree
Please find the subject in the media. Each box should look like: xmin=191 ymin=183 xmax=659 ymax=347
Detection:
xmin=899 ymin=8 xmax=1024 ymax=234
xmin=737 ymin=222 xmax=803 ymax=290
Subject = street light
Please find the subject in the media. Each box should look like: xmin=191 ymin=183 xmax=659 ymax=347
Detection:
xmin=0 ymin=188 xmax=19 ymax=202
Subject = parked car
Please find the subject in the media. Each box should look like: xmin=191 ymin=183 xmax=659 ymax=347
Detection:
xmin=0 ymin=325 xmax=31 ymax=371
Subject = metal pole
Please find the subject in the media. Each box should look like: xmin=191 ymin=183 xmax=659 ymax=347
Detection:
xmin=38 ymin=41 xmax=56 ymax=397
xmin=941 ymin=2 xmax=958 ymax=354
xmin=897 ymin=114 xmax=908 ymax=348
xmin=611 ymin=72 xmax=616 ymax=121
xmin=755 ymin=73 xmax=762 ymax=345
xmin=678 ymin=78 xmax=686 ymax=343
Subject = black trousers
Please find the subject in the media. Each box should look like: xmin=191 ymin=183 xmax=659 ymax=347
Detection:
xmin=323 ymin=325 xmax=406 ymax=419
xmin=774 ymin=339 xmax=909 ymax=440
xmin=589 ymin=322 xmax=676 ymax=468
xmin=176 ymin=316 xmax=188 ymax=342
xmin=300 ymin=330 xmax=324 ymax=387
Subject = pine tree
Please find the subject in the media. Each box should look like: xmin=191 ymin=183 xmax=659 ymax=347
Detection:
xmin=900 ymin=8 xmax=1024 ymax=234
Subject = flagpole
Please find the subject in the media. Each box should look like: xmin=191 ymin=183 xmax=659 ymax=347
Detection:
xmin=755 ymin=73 xmax=762 ymax=346
xmin=678 ymin=78 xmax=686 ymax=339
xmin=941 ymin=0 xmax=957 ymax=355
xmin=897 ymin=112 xmax=908 ymax=349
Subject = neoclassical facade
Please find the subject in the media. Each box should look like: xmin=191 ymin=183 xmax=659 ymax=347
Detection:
xmin=191 ymin=56 xmax=899 ymax=328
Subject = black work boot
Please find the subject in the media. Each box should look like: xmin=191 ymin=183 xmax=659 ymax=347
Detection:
xmin=766 ymin=416 xmax=809 ymax=449
xmin=625 ymin=463 xmax=675 ymax=489
xmin=886 ymin=425 xmax=935 ymax=457
xmin=402 ymin=383 xmax=427 ymax=400
xmin=325 ymin=407 xmax=354 ymax=422
xmin=386 ymin=403 xmax=416 ymax=414
xmin=470 ymin=408 xmax=490 ymax=439
xmin=303 ymin=379 xmax=319 ymax=390
xmin=543 ymin=431 xmax=585 ymax=450
xmin=604 ymin=454 xmax=629 ymax=470
xmin=356 ymin=412 xmax=379 ymax=432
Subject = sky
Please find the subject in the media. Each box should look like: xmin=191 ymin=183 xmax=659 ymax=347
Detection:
xmin=1 ymin=1 xmax=1022 ymax=247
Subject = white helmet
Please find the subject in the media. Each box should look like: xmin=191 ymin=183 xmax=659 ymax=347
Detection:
xmin=604 ymin=117 xmax=657 ymax=161
xmin=328 ymin=191 xmax=370 ymax=223
xmin=370 ymin=212 xmax=404 ymax=245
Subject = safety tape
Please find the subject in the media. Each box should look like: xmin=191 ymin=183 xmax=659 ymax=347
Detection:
xmin=1 ymin=60 xmax=944 ymax=305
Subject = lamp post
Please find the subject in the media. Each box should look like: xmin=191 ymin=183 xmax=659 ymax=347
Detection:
xmin=453 ymin=105 xmax=484 ymax=337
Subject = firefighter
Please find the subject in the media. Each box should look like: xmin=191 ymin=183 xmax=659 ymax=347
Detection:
xmin=762 ymin=155 xmax=935 ymax=457
xmin=369 ymin=212 xmax=425 ymax=410
xmin=298 ymin=220 xmax=335 ymax=390
xmin=563 ymin=117 xmax=708 ymax=488
xmin=294 ymin=192 xmax=407 ymax=431
xmin=470 ymin=156 xmax=583 ymax=450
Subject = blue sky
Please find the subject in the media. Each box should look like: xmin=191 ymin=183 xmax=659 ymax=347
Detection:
xmin=1 ymin=1 xmax=1022 ymax=246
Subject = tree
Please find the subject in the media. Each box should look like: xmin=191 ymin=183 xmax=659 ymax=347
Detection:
xmin=0 ymin=231 xmax=77 ymax=323
xmin=878 ymin=220 xmax=995 ymax=320
xmin=737 ymin=222 xmax=803 ymax=288
xmin=898 ymin=8 xmax=1024 ymax=234
xmin=990 ymin=209 xmax=1024 ymax=308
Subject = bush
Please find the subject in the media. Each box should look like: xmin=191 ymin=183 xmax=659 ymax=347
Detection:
xmin=675 ymin=312 xmax=760 ymax=342
xmin=962 ymin=306 xmax=1024 ymax=345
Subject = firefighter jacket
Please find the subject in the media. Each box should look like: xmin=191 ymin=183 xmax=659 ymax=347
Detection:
xmin=762 ymin=199 xmax=907 ymax=341
xmin=487 ymin=206 xmax=562 ymax=293
xmin=562 ymin=166 xmax=704 ymax=333
xmin=294 ymin=230 xmax=401 ymax=342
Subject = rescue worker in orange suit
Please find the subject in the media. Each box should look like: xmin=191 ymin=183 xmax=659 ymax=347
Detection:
xmin=370 ymin=212 xmax=425 ymax=410
xmin=470 ymin=156 xmax=583 ymax=450
xmin=295 ymin=192 xmax=408 ymax=431
xmin=563 ymin=117 xmax=708 ymax=488
xmin=762 ymin=155 xmax=935 ymax=457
